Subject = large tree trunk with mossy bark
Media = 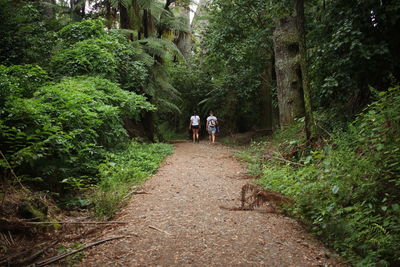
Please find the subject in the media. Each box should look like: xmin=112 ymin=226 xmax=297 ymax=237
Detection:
xmin=273 ymin=15 xmax=305 ymax=127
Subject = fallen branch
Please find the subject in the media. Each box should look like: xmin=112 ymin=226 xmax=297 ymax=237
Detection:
xmin=24 ymin=221 xmax=130 ymax=225
xmin=0 ymin=241 xmax=57 ymax=266
xmin=149 ymin=225 xmax=172 ymax=236
xmin=18 ymin=240 xmax=58 ymax=266
xmin=123 ymin=190 xmax=149 ymax=200
xmin=34 ymin=236 xmax=126 ymax=266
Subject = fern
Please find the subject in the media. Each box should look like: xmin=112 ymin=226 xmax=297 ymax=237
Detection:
xmin=137 ymin=37 xmax=185 ymax=62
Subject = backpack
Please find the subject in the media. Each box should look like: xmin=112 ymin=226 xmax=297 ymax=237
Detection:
xmin=209 ymin=118 xmax=216 ymax=127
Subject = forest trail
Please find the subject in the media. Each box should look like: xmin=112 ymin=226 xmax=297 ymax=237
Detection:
xmin=81 ymin=142 xmax=338 ymax=266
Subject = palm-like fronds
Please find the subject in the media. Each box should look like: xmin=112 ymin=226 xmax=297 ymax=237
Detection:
xmin=154 ymin=97 xmax=181 ymax=113
xmin=136 ymin=37 xmax=185 ymax=62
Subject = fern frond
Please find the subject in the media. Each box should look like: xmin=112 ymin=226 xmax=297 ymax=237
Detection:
xmin=136 ymin=37 xmax=185 ymax=62
xmin=155 ymin=98 xmax=181 ymax=114
xmin=161 ymin=16 xmax=190 ymax=34
xmin=117 ymin=0 xmax=132 ymax=9
xmin=137 ymin=0 xmax=154 ymax=10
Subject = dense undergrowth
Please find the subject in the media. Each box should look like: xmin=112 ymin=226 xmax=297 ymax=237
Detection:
xmin=93 ymin=142 xmax=173 ymax=218
xmin=239 ymin=87 xmax=400 ymax=266
xmin=0 ymin=18 xmax=173 ymax=220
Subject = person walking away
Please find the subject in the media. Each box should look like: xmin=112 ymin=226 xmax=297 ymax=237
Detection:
xmin=189 ymin=112 xmax=200 ymax=143
xmin=206 ymin=111 xmax=218 ymax=144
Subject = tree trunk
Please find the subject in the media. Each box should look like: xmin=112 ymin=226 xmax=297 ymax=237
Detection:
xmin=42 ymin=0 xmax=56 ymax=20
xmin=273 ymin=15 xmax=305 ymax=127
xmin=295 ymin=0 xmax=314 ymax=139
xmin=105 ymin=1 xmax=117 ymax=29
xmin=143 ymin=9 xmax=149 ymax=38
xmin=258 ymin=58 xmax=273 ymax=132
xmin=70 ymin=0 xmax=85 ymax=20
xmin=175 ymin=6 xmax=191 ymax=58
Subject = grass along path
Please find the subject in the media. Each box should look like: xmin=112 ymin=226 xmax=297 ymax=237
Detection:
xmin=81 ymin=141 xmax=340 ymax=266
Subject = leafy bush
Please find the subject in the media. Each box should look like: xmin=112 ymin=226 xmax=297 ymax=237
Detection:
xmin=58 ymin=19 xmax=106 ymax=46
xmin=254 ymin=87 xmax=400 ymax=266
xmin=50 ymin=40 xmax=117 ymax=79
xmin=0 ymin=0 xmax=58 ymax=66
xmin=1 ymin=74 xmax=154 ymax=190
xmin=93 ymin=142 xmax=173 ymax=218
xmin=0 ymin=64 xmax=49 ymax=105
xmin=53 ymin=21 xmax=150 ymax=91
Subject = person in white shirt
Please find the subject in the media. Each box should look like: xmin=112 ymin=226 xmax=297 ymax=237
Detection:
xmin=189 ymin=112 xmax=201 ymax=143
xmin=206 ymin=111 xmax=218 ymax=144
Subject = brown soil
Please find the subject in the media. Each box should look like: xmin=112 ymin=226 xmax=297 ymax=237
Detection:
xmin=80 ymin=141 xmax=340 ymax=266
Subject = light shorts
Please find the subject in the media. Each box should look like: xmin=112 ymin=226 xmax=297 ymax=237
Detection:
xmin=208 ymin=126 xmax=216 ymax=134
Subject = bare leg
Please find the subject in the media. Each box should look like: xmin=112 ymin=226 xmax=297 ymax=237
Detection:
xmin=194 ymin=129 xmax=199 ymax=142
xmin=211 ymin=133 xmax=216 ymax=143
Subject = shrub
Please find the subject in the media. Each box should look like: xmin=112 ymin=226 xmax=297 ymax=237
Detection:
xmin=0 ymin=64 xmax=49 ymax=105
xmin=58 ymin=19 xmax=106 ymax=46
xmin=50 ymin=40 xmax=117 ymax=79
xmin=1 ymin=75 xmax=154 ymax=190
xmin=254 ymin=87 xmax=400 ymax=266
xmin=93 ymin=142 xmax=173 ymax=218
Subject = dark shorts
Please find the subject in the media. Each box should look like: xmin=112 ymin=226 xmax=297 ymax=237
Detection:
xmin=191 ymin=125 xmax=199 ymax=129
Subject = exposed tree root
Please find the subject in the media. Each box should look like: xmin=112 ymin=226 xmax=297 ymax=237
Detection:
xmin=220 ymin=183 xmax=294 ymax=213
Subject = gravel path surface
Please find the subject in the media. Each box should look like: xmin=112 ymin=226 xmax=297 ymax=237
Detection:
xmin=81 ymin=142 xmax=339 ymax=266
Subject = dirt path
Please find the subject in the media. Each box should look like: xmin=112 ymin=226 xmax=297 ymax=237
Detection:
xmin=81 ymin=142 xmax=338 ymax=266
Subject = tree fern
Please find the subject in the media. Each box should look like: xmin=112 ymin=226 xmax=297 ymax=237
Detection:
xmin=136 ymin=37 xmax=185 ymax=62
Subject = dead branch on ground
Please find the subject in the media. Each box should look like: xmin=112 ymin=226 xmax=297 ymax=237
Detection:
xmin=33 ymin=236 xmax=127 ymax=266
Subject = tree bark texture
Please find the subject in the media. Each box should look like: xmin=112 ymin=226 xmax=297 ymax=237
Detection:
xmin=273 ymin=16 xmax=305 ymax=127
xmin=295 ymin=0 xmax=314 ymax=139
xmin=259 ymin=58 xmax=273 ymax=132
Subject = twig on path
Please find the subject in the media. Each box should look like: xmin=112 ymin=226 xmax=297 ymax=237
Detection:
xmin=33 ymin=236 xmax=127 ymax=266
xmin=24 ymin=221 xmax=131 ymax=225
xmin=148 ymin=225 xmax=172 ymax=236
xmin=123 ymin=189 xmax=149 ymax=200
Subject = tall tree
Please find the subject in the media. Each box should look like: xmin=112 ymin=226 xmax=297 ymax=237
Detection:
xmin=295 ymin=0 xmax=313 ymax=138
xmin=273 ymin=14 xmax=305 ymax=127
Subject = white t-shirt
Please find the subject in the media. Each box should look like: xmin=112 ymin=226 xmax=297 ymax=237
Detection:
xmin=207 ymin=116 xmax=217 ymax=127
xmin=190 ymin=115 xmax=200 ymax=126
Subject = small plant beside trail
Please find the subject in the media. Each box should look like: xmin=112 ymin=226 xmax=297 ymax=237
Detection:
xmin=239 ymin=87 xmax=400 ymax=266
xmin=93 ymin=142 xmax=173 ymax=218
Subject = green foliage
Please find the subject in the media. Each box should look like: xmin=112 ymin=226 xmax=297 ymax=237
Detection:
xmin=93 ymin=142 xmax=173 ymax=218
xmin=308 ymin=0 xmax=400 ymax=117
xmin=197 ymin=0 xmax=275 ymax=132
xmin=1 ymin=74 xmax=154 ymax=190
xmin=58 ymin=19 xmax=106 ymax=46
xmin=252 ymin=87 xmax=400 ymax=265
xmin=50 ymin=39 xmax=117 ymax=79
xmin=0 ymin=64 xmax=49 ymax=104
xmin=0 ymin=0 xmax=60 ymax=66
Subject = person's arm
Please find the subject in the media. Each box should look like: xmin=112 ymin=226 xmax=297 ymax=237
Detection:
xmin=189 ymin=118 xmax=192 ymax=129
